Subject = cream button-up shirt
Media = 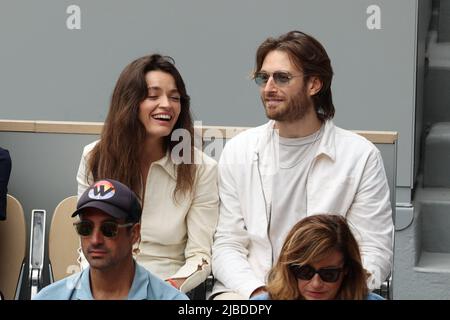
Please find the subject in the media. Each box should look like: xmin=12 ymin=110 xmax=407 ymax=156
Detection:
xmin=77 ymin=141 xmax=219 ymax=293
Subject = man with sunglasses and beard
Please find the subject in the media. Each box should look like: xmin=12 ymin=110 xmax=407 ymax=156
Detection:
xmin=34 ymin=179 xmax=187 ymax=300
xmin=211 ymin=31 xmax=393 ymax=299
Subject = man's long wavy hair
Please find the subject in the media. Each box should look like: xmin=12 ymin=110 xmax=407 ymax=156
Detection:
xmin=255 ymin=30 xmax=335 ymax=121
xmin=87 ymin=54 xmax=195 ymax=201
xmin=266 ymin=214 xmax=369 ymax=300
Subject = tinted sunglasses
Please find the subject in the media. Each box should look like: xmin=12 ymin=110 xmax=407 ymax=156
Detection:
xmin=73 ymin=220 xmax=134 ymax=238
xmin=254 ymin=71 xmax=303 ymax=87
xmin=290 ymin=264 xmax=344 ymax=283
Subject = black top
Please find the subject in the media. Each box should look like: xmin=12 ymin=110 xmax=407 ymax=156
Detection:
xmin=0 ymin=147 xmax=11 ymax=220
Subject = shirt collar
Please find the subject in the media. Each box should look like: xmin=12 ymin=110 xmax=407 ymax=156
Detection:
xmin=127 ymin=263 xmax=150 ymax=300
xmin=151 ymin=151 xmax=177 ymax=180
xmin=71 ymin=261 xmax=149 ymax=300
xmin=256 ymin=120 xmax=336 ymax=163
xmin=314 ymin=120 xmax=336 ymax=161
xmin=70 ymin=267 xmax=94 ymax=300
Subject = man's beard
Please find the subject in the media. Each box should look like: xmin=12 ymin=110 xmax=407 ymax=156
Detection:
xmin=263 ymin=88 xmax=313 ymax=122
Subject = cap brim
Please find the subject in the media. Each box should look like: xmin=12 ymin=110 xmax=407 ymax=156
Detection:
xmin=71 ymin=201 xmax=128 ymax=220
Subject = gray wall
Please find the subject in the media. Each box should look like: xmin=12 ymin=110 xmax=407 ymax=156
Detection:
xmin=415 ymin=0 xmax=433 ymax=181
xmin=1 ymin=0 xmax=418 ymax=189
xmin=438 ymin=0 xmax=450 ymax=41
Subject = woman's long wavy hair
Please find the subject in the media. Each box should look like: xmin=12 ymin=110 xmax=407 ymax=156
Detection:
xmin=266 ymin=214 xmax=369 ymax=300
xmin=255 ymin=30 xmax=335 ymax=121
xmin=87 ymin=54 xmax=195 ymax=201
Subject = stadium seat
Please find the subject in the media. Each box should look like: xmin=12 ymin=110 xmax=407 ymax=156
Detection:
xmin=0 ymin=195 xmax=26 ymax=300
xmin=48 ymin=196 xmax=80 ymax=282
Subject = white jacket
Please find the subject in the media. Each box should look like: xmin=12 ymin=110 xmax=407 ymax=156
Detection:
xmin=212 ymin=120 xmax=393 ymax=298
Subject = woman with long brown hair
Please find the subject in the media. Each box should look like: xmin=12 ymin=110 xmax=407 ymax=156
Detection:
xmin=252 ymin=214 xmax=383 ymax=300
xmin=76 ymin=54 xmax=218 ymax=295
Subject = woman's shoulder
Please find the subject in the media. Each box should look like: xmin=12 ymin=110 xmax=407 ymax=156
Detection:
xmin=192 ymin=147 xmax=217 ymax=166
xmin=82 ymin=139 xmax=100 ymax=155
xmin=250 ymin=292 xmax=270 ymax=300
xmin=367 ymin=292 xmax=385 ymax=300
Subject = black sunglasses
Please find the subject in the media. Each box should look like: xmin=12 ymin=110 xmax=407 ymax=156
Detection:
xmin=73 ymin=220 xmax=134 ymax=238
xmin=254 ymin=71 xmax=303 ymax=87
xmin=290 ymin=264 xmax=344 ymax=283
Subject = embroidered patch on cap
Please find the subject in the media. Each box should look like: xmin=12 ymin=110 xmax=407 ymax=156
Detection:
xmin=88 ymin=180 xmax=115 ymax=200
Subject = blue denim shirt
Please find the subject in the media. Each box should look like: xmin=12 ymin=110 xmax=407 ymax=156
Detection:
xmin=33 ymin=262 xmax=188 ymax=300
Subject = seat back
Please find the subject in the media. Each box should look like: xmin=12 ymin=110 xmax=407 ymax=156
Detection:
xmin=0 ymin=195 xmax=26 ymax=300
xmin=48 ymin=196 xmax=80 ymax=282
xmin=29 ymin=209 xmax=46 ymax=298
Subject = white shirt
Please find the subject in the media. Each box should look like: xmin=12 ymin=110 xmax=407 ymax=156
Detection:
xmin=212 ymin=120 xmax=393 ymax=298
xmin=270 ymin=127 xmax=324 ymax=262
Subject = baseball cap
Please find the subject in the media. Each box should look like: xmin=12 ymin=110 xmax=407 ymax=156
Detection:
xmin=72 ymin=179 xmax=142 ymax=222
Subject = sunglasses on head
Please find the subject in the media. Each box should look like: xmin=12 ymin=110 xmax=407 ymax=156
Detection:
xmin=289 ymin=264 xmax=344 ymax=283
xmin=73 ymin=220 xmax=134 ymax=238
xmin=254 ymin=71 xmax=303 ymax=87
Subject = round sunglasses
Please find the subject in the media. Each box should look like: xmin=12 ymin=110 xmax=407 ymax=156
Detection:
xmin=254 ymin=71 xmax=303 ymax=87
xmin=73 ymin=220 xmax=134 ymax=238
xmin=289 ymin=264 xmax=344 ymax=283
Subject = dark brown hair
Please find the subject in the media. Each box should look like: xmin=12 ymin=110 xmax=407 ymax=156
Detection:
xmin=255 ymin=30 xmax=335 ymax=121
xmin=87 ymin=54 xmax=195 ymax=201
xmin=266 ymin=214 xmax=368 ymax=300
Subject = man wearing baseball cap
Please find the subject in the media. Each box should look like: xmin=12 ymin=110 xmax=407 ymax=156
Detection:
xmin=34 ymin=179 xmax=188 ymax=300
